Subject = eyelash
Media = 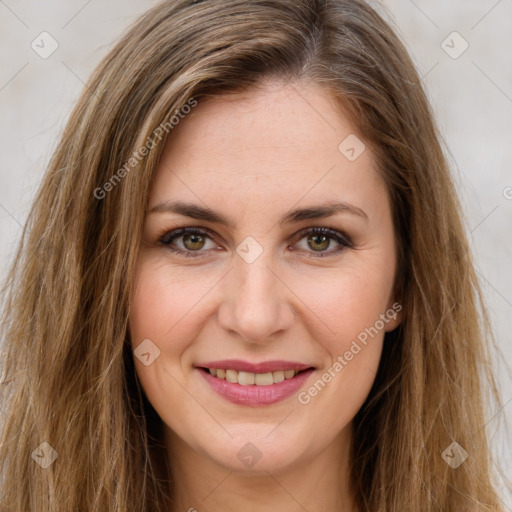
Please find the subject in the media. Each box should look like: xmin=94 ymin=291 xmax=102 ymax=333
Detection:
xmin=157 ymin=226 xmax=353 ymax=259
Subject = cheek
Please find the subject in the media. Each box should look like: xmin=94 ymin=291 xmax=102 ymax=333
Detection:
xmin=128 ymin=260 xmax=201 ymax=424
xmin=298 ymin=261 xmax=394 ymax=347
xmin=292 ymin=260 xmax=393 ymax=410
xmin=129 ymin=257 xmax=217 ymax=350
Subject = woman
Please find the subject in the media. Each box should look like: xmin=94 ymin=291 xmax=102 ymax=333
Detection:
xmin=0 ymin=0 xmax=505 ymax=510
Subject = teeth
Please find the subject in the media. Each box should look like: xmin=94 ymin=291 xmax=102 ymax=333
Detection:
xmin=254 ymin=372 xmax=274 ymax=386
xmin=206 ymin=368 xmax=302 ymax=385
xmin=225 ymin=369 xmax=238 ymax=383
xmin=238 ymin=371 xmax=255 ymax=385
xmin=272 ymin=370 xmax=285 ymax=383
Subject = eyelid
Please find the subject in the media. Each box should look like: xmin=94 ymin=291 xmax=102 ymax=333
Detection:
xmin=293 ymin=226 xmax=352 ymax=246
xmin=158 ymin=226 xmax=214 ymax=245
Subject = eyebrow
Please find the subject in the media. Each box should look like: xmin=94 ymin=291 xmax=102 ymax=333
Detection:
xmin=148 ymin=200 xmax=368 ymax=228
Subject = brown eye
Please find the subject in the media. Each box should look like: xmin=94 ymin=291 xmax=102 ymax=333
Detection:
xmin=307 ymin=234 xmax=330 ymax=252
xmin=159 ymin=227 xmax=218 ymax=257
xmin=182 ymin=232 xmax=206 ymax=251
xmin=294 ymin=227 xmax=353 ymax=258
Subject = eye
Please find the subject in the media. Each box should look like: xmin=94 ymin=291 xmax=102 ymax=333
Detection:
xmin=292 ymin=227 xmax=353 ymax=258
xmin=158 ymin=227 xmax=219 ymax=257
xmin=158 ymin=226 xmax=353 ymax=258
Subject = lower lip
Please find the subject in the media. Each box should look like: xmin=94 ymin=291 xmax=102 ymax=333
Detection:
xmin=198 ymin=368 xmax=315 ymax=407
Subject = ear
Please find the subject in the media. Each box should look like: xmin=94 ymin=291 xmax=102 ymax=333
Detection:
xmin=383 ymin=298 xmax=404 ymax=332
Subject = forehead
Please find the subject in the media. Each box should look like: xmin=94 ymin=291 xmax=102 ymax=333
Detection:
xmin=149 ymin=81 xmax=387 ymax=224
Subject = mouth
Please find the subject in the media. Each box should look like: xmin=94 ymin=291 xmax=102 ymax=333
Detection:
xmin=198 ymin=367 xmax=312 ymax=386
xmin=195 ymin=360 xmax=316 ymax=406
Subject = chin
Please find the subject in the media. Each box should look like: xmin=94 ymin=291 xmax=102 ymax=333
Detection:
xmin=197 ymin=426 xmax=313 ymax=474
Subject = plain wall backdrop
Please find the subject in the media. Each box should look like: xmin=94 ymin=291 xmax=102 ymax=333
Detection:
xmin=1 ymin=0 xmax=511 ymax=507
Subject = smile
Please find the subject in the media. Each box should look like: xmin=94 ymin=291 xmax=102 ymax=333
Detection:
xmin=201 ymin=367 xmax=305 ymax=386
xmin=196 ymin=360 xmax=315 ymax=406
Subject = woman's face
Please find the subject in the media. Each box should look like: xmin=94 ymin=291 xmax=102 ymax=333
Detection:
xmin=129 ymin=80 xmax=402 ymax=474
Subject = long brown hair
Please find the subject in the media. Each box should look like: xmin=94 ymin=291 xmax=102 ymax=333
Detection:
xmin=0 ymin=0 xmax=505 ymax=510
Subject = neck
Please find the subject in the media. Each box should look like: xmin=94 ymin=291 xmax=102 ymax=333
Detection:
xmin=164 ymin=425 xmax=357 ymax=512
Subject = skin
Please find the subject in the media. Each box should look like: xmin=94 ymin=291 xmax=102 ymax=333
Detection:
xmin=129 ymin=79 xmax=403 ymax=512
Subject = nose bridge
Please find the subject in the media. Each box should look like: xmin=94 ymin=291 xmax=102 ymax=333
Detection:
xmin=217 ymin=243 xmax=294 ymax=343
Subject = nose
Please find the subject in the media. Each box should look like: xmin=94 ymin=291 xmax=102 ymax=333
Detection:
xmin=217 ymin=249 xmax=295 ymax=345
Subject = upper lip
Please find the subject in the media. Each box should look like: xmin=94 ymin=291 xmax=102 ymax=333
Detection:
xmin=196 ymin=359 xmax=314 ymax=374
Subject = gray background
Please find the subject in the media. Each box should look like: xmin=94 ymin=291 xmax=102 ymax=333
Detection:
xmin=0 ymin=0 xmax=511 ymax=506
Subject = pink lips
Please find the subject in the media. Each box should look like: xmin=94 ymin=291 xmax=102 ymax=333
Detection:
xmin=196 ymin=359 xmax=315 ymax=407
